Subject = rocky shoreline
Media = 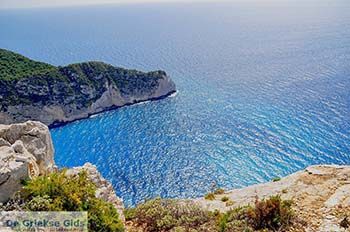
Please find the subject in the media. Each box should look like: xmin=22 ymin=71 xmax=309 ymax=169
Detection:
xmin=48 ymin=89 xmax=176 ymax=129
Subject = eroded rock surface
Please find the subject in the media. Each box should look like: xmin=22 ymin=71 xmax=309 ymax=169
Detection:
xmin=0 ymin=121 xmax=54 ymax=202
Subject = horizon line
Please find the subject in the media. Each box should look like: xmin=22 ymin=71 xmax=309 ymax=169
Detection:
xmin=0 ymin=0 xmax=237 ymax=10
xmin=0 ymin=0 xmax=329 ymax=10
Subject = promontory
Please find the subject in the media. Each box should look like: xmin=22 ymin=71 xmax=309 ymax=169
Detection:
xmin=0 ymin=48 xmax=176 ymax=127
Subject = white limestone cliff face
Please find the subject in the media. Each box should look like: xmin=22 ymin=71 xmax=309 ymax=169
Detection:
xmin=0 ymin=121 xmax=54 ymax=202
xmin=196 ymin=165 xmax=350 ymax=232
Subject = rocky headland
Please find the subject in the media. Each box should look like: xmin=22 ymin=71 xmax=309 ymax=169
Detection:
xmin=0 ymin=49 xmax=176 ymax=127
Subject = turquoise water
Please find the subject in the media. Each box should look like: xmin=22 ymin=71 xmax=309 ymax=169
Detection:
xmin=1 ymin=1 xmax=350 ymax=206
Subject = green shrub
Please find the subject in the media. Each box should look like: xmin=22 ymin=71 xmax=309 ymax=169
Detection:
xmin=214 ymin=188 xmax=225 ymax=195
xmin=245 ymin=195 xmax=293 ymax=231
xmin=24 ymin=195 xmax=52 ymax=211
xmin=205 ymin=193 xmax=216 ymax=200
xmin=126 ymin=198 xmax=214 ymax=231
xmin=225 ymin=200 xmax=235 ymax=207
xmin=340 ymin=217 xmax=349 ymax=229
xmin=221 ymin=196 xmax=229 ymax=202
xmin=272 ymin=177 xmax=281 ymax=182
xmin=124 ymin=207 xmax=137 ymax=221
xmin=126 ymin=195 xmax=294 ymax=232
xmin=19 ymin=170 xmax=124 ymax=232
xmin=217 ymin=206 xmax=253 ymax=232
xmin=87 ymin=198 xmax=124 ymax=232
xmin=217 ymin=196 xmax=294 ymax=232
xmin=21 ymin=169 xmax=96 ymax=211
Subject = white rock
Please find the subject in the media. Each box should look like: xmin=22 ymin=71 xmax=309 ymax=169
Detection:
xmin=0 ymin=121 xmax=54 ymax=202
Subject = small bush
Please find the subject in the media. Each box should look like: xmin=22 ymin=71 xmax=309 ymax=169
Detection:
xmin=218 ymin=195 xmax=294 ymax=232
xmin=24 ymin=195 xmax=52 ymax=211
xmin=272 ymin=177 xmax=281 ymax=182
xmin=221 ymin=196 xmax=229 ymax=202
xmin=124 ymin=207 xmax=137 ymax=221
xmin=87 ymin=198 xmax=124 ymax=232
xmin=225 ymin=200 xmax=235 ymax=207
xmin=19 ymin=170 xmax=124 ymax=232
xmin=126 ymin=198 xmax=214 ymax=231
xmin=217 ymin=206 xmax=253 ymax=232
xmin=214 ymin=188 xmax=225 ymax=195
xmin=340 ymin=217 xmax=349 ymax=229
xmin=245 ymin=195 xmax=293 ymax=231
xmin=205 ymin=193 xmax=216 ymax=200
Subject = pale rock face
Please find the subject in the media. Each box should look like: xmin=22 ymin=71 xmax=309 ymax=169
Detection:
xmin=0 ymin=121 xmax=54 ymax=202
xmin=66 ymin=163 xmax=125 ymax=221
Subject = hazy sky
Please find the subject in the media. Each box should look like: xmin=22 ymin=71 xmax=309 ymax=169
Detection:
xmin=0 ymin=0 xmax=336 ymax=9
xmin=0 ymin=0 xmax=227 ymax=9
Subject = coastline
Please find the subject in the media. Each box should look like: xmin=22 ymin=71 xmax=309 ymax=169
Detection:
xmin=49 ymin=90 xmax=177 ymax=129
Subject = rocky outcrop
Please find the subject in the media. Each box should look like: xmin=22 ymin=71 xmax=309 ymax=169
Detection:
xmin=196 ymin=165 xmax=350 ymax=232
xmin=0 ymin=121 xmax=54 ymax=202
xmin=0 ymin=121 xmax=125 ymax=219
xmin=0 ymin=49 xmax=176 ymax=127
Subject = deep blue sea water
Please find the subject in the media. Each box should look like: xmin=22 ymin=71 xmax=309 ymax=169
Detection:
xmin=1 ymin=1 xmax=350 ymax=206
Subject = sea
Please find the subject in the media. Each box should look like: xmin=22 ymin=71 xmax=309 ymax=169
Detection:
xmin=1 ymin=0 xmax=350 ymax=206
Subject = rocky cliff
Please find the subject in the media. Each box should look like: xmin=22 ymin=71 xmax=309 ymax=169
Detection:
xmin=0 ymin=49 xmax=176 ymax=127
xmin=0 ymin=121 xmax=54 ymax=202
xmin=0 ymin=121 xmax=124 ymax=219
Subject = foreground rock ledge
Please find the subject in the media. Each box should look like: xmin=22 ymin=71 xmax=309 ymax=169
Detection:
xmin=196 ymin=165 xmax=350 ymax=232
